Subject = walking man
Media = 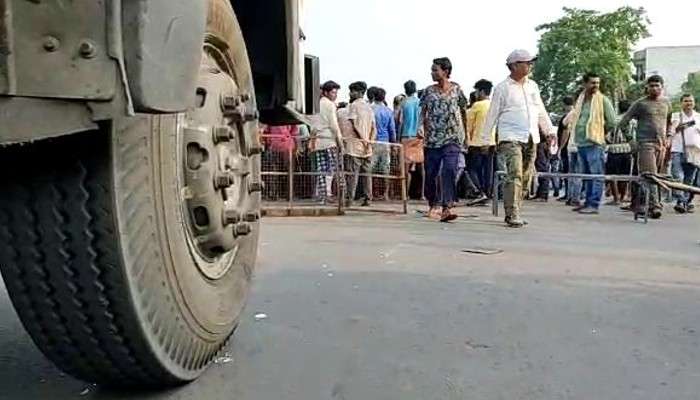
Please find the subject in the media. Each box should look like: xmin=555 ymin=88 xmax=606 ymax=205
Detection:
xmin=420 ymin=57 xmax=468 ymax=222
xmin=344 ymin=81 xmax=377 ymax=207
xmin=312 ymin=81 xmax=344 ymax=204
xmin=564 ymin=73 xmax=617 ymax=214
xmin=619 ymin=75 xmax=673 ymax=219
xmin=371 ymin=88 xmax=396 ymax=201
xmin=482 ymin=49 xmax=555 ymax=227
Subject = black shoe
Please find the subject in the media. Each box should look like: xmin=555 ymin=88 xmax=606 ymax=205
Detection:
xmin=361 ymin=199 xmax=371 ymax=207
xmin=674 ymin=203 xmax=687 ymax=214
xmin=649 ymin=209 xmax=662 ymax=219
xmin=688 ymin=204 xmax=696 ymax=213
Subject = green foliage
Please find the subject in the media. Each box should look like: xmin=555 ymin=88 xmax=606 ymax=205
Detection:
xmin=668 ymin=72 xmax=700 ymax=112
xmin=532 ymin=7 xmax=650 ymax=112
xmin=680 ymin=72 xmax=700 ymax=102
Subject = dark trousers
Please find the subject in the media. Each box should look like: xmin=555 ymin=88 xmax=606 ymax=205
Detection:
xmin=467 ymin=147 xmax=494 ymax=197
xmin=425 ymin=144 xmax=461 ymax=208
xmin=535 ymin=142 xmax=551 ymax=198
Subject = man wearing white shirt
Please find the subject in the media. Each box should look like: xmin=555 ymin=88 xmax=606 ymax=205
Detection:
xmin=481 ymin=49 xmax=555 ymax=227
xmin=312 ymin=81 xmax=345 ymax=204
xmin=670 ymin=94 xmax=700 ymax=214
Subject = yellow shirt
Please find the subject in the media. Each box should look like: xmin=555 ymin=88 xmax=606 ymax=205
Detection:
xmin=467 ymin=99 xmax=496 ymax=147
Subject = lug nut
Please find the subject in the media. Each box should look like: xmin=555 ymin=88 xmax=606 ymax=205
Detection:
xmin=234 ymin=223 xmax=252 ymax=236
xmin=43 ymin=36 xmax=59 ymax=52
xmin=214 ymin=172 xmax=235 ymax=189
xmin=248 ymin=182 xmax=264 ymax=194
xmin=245 ymin=109 xmax=260 ymax=122
xmin=79 ymin=40 xmax=97 ymax=59
xmin=239 ymin=93 xmax=251 ymax=102
xmin=223 ymin=209 xmax=241 ymax=225
xmin=224 ymin=107 xmax=258 ymax=123
xmin=213 ymin=126 xmax=234 ymax=143
xmin=243 ymin=211 xmax=260 ymax=222
xmin=221 ymin=95 xmax=240 ymax=110
xmin=247 ymin=144 xmax=263 ymax=156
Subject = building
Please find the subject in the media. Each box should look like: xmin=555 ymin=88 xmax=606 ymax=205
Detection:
xmin=633 ymin=45 xmax=700 ymax=96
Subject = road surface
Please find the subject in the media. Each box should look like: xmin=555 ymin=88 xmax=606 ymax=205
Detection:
xmin=1 ymin=202 xmax=699 ymax=399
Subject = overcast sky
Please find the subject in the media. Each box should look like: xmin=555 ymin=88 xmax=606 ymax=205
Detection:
xmin=302 ymin=0 xmax=700 ymax=101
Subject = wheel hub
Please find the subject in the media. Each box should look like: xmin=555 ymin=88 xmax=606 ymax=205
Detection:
xmin=179 ymin=48 xmax=260 ymax=279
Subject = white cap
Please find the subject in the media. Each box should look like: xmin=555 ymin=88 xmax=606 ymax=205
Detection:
xmin=506 ymin=49 xmax=537 ymax=65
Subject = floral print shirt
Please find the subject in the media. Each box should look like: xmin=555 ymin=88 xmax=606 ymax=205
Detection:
xmin=420 ymin=83 xmax=468 ymax=148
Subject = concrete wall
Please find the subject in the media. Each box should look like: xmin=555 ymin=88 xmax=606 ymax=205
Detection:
xmin=635 ymin=46 xmax=700 ymax=96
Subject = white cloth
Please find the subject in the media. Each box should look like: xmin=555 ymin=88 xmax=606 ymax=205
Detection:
xmin=481 ymin=77 xmax=555 ymax=145
xmin=311 ymin=96 xmax=342 ymax=151
xmin=670 ymin=110 xmax=700 ymax=153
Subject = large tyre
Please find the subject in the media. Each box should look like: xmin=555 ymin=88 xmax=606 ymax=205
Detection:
xmin=0 ymin=0 xmax=260 ymax=387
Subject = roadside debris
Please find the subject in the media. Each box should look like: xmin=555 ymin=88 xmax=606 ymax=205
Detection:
xmin=464 ymin=339 xmax=491 ymax=350
xmin=254 ymin=313 xmax=268 ymax=321
xmin=214 ymin=352 xmax=234 ymax=364
xmin=462 ymin=247 xmax=504 ymax=255
xmin=79 ymin=384 xmax=97 ymax=396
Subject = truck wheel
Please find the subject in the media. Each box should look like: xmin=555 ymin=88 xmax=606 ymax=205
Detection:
xmin=0 ymin=0 xmax=260 ymax=387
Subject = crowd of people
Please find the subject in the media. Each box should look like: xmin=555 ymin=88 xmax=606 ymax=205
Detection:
xmin=267 ymin=48 xmax=700 ymax=228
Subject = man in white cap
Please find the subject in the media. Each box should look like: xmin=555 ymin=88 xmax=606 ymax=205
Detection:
xmin=481 ymin=49 xmax=555 ymax=227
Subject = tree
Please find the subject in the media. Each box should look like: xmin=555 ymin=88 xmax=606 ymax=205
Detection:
xmin=680 ymin=71 xmax=700 ymax=103
xmin=532 ymin=7 xmax=650 ymax=112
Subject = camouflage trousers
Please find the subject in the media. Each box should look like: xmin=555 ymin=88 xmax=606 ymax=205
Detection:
xmin=498 ymin=139 xmax=536 ymax=219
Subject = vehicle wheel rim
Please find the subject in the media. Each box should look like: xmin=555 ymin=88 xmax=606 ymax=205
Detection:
xmin=178 ymin=44 xmax=259 ymax=280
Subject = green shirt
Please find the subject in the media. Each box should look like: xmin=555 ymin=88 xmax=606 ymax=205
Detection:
xmin=574 ymin=95 xmax=617 ymax=147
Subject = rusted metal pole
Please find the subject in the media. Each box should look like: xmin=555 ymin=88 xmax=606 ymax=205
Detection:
xmin=399 ymin=144 xmax=408 ymax=214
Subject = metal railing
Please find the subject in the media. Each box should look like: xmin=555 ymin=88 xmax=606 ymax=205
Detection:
xmin=260 ymin=134 xmax=407 ymax=216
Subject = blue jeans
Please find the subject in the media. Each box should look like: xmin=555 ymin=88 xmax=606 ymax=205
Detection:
xmin=567 ymin=152 xmax=583 ymax=203
xmin=577 ymin=145 xmax=605 ymax=209
xmin=672 ymin=152 xmax=700 ymax=205
xmin=425 ymin=144 xmax=461 ymax=208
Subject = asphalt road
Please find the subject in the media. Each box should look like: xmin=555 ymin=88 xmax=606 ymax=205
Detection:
xmin=1 ymin=202 xmax=699 ymax=399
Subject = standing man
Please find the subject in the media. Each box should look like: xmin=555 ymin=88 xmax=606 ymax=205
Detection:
xmin=619 ymin=75 xmax=673 ymax=219
xmin=371 ymin=88 xmax=397 ymax=201
xmin=482 ymin=49 xmax=555 ymax=227
xmin=556 ymin=96 xmax=577 ymax=203
xmin=564 ymin=73 xmax=617 ymax=214
xmin=466 ymin=79 xmax=495 ymax=202
xmin=312 ymin=81 xmax=344 ymax=204
xmin=420 ymin=57 xmax=468 ymax=222
xmin=344 ymin=81 xmax=377 ymax=207
xmin=670 ymin=94 xmax=700 ymax=214
xmin=398 ymin=80 xmax=423 ymax=198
